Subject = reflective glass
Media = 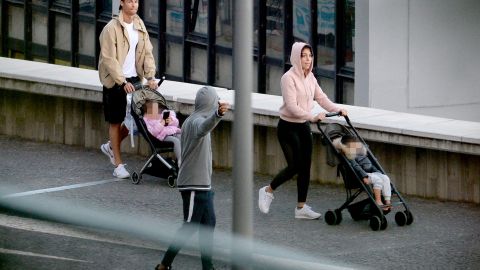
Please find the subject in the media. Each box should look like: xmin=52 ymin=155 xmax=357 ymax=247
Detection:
xmin=79 ymin=0 xmax=95 ymax=13
xmin=193 ymin=0 xmax=208 ymax=35
xmin=316 ymin=0 xmax=335 ymax=71
xmin=344 ymin=0 xmax=355 ymax=68
xmin=166 ymin=0 xmax=183 ymax=36
xmin=143 ymin=0 xmax=158 ymax=24
xmin=293 ymin=0 xmax=311 ymax=43
xmin=266 ymin=0 xmax=283 ymax=59
xmin=217 ymin=0 xmax=232 ymax=47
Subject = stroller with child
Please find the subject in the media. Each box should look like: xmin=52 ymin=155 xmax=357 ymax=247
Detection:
xmin=318 ymin=113 xmax=414 ymax=231
xmin=129 ymin=78 xmax=178 ymax=187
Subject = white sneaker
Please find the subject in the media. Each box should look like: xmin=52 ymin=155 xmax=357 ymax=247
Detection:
xmin=258 ymin=186 xmax=274 ymax=214
xmin=295 ymin=204 xmax=321 ymax=220
xmin=113 ymin=164 xmax=130 ymax=179
xmin=101 ymin=141 xmax=115 ymax=166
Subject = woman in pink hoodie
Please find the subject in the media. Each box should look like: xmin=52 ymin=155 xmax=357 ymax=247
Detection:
xmin=258 ymin=42 xmax=347 ymax=219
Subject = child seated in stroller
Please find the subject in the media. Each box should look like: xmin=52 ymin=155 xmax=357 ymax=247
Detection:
xmin=143 ymin=100 xmax=182 ymax=166
xmin=336 ymin=134 xmax=392 ymax=210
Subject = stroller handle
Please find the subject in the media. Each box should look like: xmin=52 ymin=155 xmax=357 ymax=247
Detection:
xmin=157 ymin=76 xmax=166 ymax=87
xmin=325 ymin=111 xmax=341 ymax=117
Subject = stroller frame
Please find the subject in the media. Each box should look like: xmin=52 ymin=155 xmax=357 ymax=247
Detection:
xmin=318 ymin=113 xmax=414 ymax=231
xmin=129 ymin=78 xmax=178 ymax=187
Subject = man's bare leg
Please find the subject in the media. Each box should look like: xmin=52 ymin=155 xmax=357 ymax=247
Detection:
xmin=109 ymin=123 xmax=129 ymax=166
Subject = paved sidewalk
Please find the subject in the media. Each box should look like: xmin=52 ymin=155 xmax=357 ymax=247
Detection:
xmin=1 ymin=135 xmax=480 ymax=269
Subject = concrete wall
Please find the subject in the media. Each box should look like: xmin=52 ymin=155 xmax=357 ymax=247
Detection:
xmin=356 ymin=0 xmax=480 ymax=122
xmin=1 ymin=87 xmax=479 ymax=203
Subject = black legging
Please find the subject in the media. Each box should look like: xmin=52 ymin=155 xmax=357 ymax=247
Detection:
xmin=270 ymin=119 xmax=313 ymax=203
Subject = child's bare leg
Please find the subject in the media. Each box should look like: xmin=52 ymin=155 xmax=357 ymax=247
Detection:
xmin=373 ymin=188 xmax=383 ymax=206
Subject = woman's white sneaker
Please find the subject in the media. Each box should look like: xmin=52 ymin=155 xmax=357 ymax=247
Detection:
xmin=113 ymin=164 xmax=130 ymax=179
xmin=258 ymin=186 xmax=274 ymax=214
xmin=295 ymin=204 xmax=321 ymax=219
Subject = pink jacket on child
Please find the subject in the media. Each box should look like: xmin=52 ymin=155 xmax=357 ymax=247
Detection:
xmin=144 ymin=110 xmax=181 ymax=141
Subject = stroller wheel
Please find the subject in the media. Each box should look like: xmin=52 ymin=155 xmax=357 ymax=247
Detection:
xmin=334 ymin=209 xmax=343 ymax=225
xmin=325 ymin=210 xmax=337 ymax=225
xmin=167 ymin=175 xmax=176 ymax=188
xmin=395 ymin=211 xmax=408 ymax=226
xmin=405 ymin=210 xmax=414 ymax=225
xmin=380 ymin=217 xmax=388 ymax=230
xmin=369 ymin=216 xmax=381 ymax=231
xmin=131 ymin=172 xmax=142 ymax=185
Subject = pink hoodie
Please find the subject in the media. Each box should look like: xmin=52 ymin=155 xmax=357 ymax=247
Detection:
xmin=279 ymin=42 xmax=341 ymax=123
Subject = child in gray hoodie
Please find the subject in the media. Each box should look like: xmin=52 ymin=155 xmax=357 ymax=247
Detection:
xmin=156 ymin=86 xmax=229 ymax=270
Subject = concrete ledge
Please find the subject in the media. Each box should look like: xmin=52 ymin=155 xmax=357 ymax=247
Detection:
xmin=1 ymin=57 xmax=479 ymax=155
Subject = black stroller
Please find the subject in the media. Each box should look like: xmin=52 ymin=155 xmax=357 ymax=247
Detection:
xmin=129 ymin=79 xmax=178 ymax=187
xmin=318 ymin=113 xmax=414 ymax=231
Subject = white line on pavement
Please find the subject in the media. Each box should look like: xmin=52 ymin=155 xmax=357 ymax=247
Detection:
xmin=0 ymin=248 xmax=91 ymax=263
xmin=2 ymin=178 xmax=127 ymax=198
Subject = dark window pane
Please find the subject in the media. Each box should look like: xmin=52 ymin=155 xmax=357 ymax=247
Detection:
xmin=266 ymin=0 xmax=283 ymax=59
xmin=293 ymin=0 xmax=311 ymax=43
xmin=167 ymin=0 xmax=183 ymax=36
xmin=33 ymin=11 xmax=48 ymax=45
xmin=344 ymin=0 xmax=355 ymax=68
xmin=193 ymin=0 xmax=208 ymax=35
xmin=8 ymin=6 xmax=24 ymax=40
xmin=79 ymin=0 xmax=95 ymax=13
xmin=217 ymin=0 xmax=232 ymax=47
xmin=317 ymin=0 xmax=335 ymax=72
xmin=32 ymin=0 xmax=48 ymax=5
xmin=54 ymin=0 xmax=71 ymax=5
xmin=143 ymin=0 xmax=158 ymax=24
xmin=103 ymin=0 xmax=112 ymax=14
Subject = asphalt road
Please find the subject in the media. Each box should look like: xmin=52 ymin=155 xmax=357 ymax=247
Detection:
xmin=1 ymin=135 xmax=479 ymax=269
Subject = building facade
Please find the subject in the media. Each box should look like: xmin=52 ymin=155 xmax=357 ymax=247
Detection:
xmin=1 ymin=0 xmax=478 ymax=121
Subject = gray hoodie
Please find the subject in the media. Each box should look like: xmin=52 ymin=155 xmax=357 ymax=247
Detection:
xmin=176 ymin=86 xmax=223 ymax=191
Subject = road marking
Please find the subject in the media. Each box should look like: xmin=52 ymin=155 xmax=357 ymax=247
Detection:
xmin=0 ymin=248 xmax=91 ymax=263
xmin=2 ymin=178 xmax=127 ymax=198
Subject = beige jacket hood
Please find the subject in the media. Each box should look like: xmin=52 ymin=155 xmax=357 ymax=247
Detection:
xmin=98 ymin=11 xmax=156 ymax=88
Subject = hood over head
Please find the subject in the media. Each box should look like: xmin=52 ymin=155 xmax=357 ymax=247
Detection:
xmin=193 ymin=86 xmax=219 ymax=117
xmin=289 ymin=42 xmax=313 ymax=77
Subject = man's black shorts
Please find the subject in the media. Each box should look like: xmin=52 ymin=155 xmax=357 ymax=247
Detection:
xmin=102 ymin=83 xmax=126 ymax=124
xmin=102 ymin=77 xmax=140 ymax=124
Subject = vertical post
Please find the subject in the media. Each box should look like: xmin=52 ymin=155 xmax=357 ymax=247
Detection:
xmin=257 ymin=0 xmax=266 ymax=94
xmin=232 ymin=0 xmax=253 ymax=269
xmin=71 ymin=0 xmax=79 ymax=66
xmin=24 ymin=0 xmax=32 ymax=60
xmin=158 ymin=0 xmax=167 ymax=76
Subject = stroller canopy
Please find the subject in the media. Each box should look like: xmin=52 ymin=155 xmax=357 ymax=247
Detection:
xmin=131 ymin=89 xmax=169 ymax=116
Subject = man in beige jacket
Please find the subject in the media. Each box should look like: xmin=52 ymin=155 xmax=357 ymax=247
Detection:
xmin=98 ymin=0 xmax=157 ymax=178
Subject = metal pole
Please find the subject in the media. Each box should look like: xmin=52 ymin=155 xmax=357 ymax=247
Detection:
xmin=232 ymin=0 xmax=253 ymax=269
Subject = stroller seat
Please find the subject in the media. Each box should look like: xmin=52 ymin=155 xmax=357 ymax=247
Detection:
xmin=129 ymin=87 xmax=179 ymax=187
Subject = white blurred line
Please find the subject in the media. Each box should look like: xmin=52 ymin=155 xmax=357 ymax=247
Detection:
xmin=2 ymin=178 xmax=126 ymax=198
xmin=0 ymin=248 xmax=91 ymax=263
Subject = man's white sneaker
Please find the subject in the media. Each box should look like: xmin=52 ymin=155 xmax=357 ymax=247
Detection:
xmin=113 ymin=164 xmax=130 ymax=179
xmin=101 ymin=141 xmax=115 ymax=166
xmin=258 ymin=186 xmax=274 ymax=214
xmin=295 ymin=204 xmax=321 ymax=220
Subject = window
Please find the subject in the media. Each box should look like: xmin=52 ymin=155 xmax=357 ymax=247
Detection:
xmin=293 ymin=0 xmax=311 ymax=43
xmin=143 ymin=0 xmax=159 ymax=24
xmin=217 ymin=0 xmax=232 ymax=47
xmin=317 ymin=0 xmax=335 ymax=72
xmin=266 ymin=0 xmax=283 ymax=59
